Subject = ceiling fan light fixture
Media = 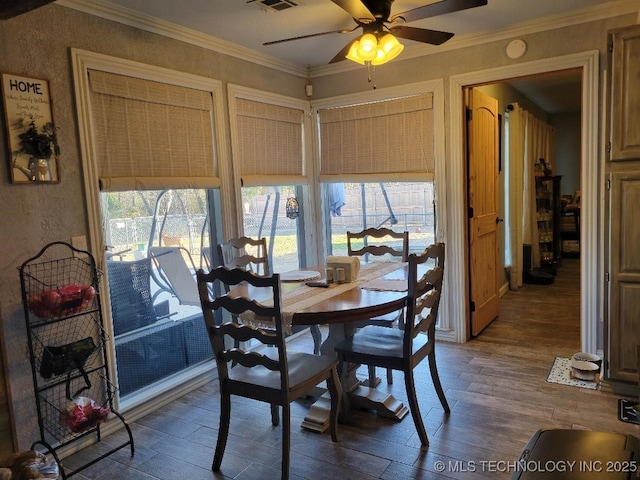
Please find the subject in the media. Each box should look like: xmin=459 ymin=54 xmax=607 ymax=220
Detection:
xmin=372 ymin=33 xmax=404 ymax=65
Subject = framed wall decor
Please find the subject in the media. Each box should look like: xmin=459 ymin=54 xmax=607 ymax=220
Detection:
xmin=1 ymin=72 xmax=60 ymax=183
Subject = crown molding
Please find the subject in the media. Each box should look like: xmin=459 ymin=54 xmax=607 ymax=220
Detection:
xmin=55 ymin=0 xmax=308 ymax=77
xmin=56 ymin=0 xmax=637 ymax=80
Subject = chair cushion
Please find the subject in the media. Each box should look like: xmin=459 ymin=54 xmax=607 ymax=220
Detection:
xmin=228 ymin=350 xmax=337 ymax=392
xmin=334 ymin=325 xmax=428 ymax=360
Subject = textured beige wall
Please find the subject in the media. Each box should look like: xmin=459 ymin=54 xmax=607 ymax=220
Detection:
xmin=0 ymin=3 xmax=637 ymax=451
xmin=552 ymin=111 xmax=582 ymax=196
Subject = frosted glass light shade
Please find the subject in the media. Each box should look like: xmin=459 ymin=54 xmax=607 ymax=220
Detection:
xmin=346 ymin=40 xmax=366 ymax=65
xmin=357 ymin=33 xmax=377 ymax=61
xmin=372 ymin=33 xmax=404 ymax=65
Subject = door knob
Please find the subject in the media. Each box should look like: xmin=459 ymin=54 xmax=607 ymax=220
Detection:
xmin=496 ymin=217 xmax=504 ymax=224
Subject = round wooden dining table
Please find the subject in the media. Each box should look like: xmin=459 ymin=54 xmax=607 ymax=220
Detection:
xmin=285 ymin=265 xmax=411 ymax=433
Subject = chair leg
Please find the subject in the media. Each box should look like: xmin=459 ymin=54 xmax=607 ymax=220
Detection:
xmin=368 ymin=365 xmax=377 ymax=387
xmin=338 ymin=357 xmax=351 ymax=423
xmin=386 ymin=368 xmax=393 ymax=384
xmin=326 ymin=368 xmax=341 ymax=442
xmin=428 ymin=352 xmax=450 ymax=413
xmin=213 ymin=392 xmax=231 ymax=471
xmin=404 ymin=369 xmax=429 ymax=446
xmin=270 ymin=403 xmax=280 ymax=426
xmin=310 ymin=325 xmax=322 ymax=355
xmin=281 ymin=404 xmax=291 ymax=480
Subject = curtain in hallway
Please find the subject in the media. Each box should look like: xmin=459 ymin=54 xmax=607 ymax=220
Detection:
xmin=506 ymin=103 xmax=555 ymax=290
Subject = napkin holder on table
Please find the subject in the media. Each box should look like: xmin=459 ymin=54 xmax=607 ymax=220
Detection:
xmin=326 ymin=256 xmax=360 ymax=282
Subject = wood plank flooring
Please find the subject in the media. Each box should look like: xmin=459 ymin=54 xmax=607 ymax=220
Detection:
xmin=64 ymin=259 xmax=639 ymax=479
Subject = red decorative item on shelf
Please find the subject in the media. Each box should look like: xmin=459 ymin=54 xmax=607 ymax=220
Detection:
xmin=27 ymin=284 xmax=96 ymax=318
xmin=61 ymin=396 xmax=110 ymax=433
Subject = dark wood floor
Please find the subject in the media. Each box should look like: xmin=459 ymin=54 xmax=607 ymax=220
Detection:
xmin=65 ymin=258 xmax=639 ymax=479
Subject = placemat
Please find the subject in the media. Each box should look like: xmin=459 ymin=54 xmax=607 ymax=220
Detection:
xmin=280 ymin=270 xmax=320 ymax=282
xmin=361 ymin=279 xmax=407 ymax=292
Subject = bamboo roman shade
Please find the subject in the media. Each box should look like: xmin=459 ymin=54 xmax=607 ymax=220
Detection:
xmin=234 ymin=98 xmax=306 ymax=187
xmin=318 ymin=93 xmax=435 ymax=182
xmin=88 ymin=69 xmax=219 ymax=191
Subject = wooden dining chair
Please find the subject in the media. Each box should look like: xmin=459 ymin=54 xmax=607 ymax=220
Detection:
xmin=334 ymin=242 xmax=449 ymax=447
xmin=347 ymin=227 xmax=409 ymax=262
xmin=196 ymin=267 xmax=341 ymax=479
xmin=217 ymin=236 xmax=322 ymax=355
xmin=346 ymin=227 xmax=409 ymax=385
xmin=217 ymin=236 xmax=270 ymax=276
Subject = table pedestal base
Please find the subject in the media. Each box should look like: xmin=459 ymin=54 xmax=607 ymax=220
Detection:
xmin=301 ymin=383 xmax=408 ymax=433
xmin=301 ymin=392 xmax=332 ymax=433
xmin=347 ymin=385 xmax=408 ymax=420
xmin=301 ymin=323 xmax=407 ymax=433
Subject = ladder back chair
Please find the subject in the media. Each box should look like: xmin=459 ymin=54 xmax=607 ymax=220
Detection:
xmin=197 ymin=267 xmax=341 ymax=479
xmin=217 ymin=236 xmax=270 ymax=276
xmin=334 ymin=242 xmax=449 ymax=447
xmin=346 ymin=227 xmax=409 ymax=385
xmin=216 ymin=236 xmax=322 ymax=355
xmin=347 ymin=226 xmax=409 ymax=261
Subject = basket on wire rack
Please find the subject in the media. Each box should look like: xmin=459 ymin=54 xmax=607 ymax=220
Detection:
xmin=21 ymin=249 xmax=98 ymax=323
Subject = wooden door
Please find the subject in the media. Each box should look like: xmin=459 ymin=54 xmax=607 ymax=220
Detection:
xmin=608 ymin=171 xmax=640 ymax=382
xmin=467 ymin=88 xmax=500 ymax=336
xmin=610 ymin=26 xmax=640 ymax=161
xmin=606 ymin=25 xmax=640 ymax=384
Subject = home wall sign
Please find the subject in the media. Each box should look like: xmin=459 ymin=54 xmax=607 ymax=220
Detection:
xmin=1 ymin=72 xmax=60 ymax=183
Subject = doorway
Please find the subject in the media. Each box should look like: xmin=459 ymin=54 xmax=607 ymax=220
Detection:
xmin=446 ymin=50 xmax=599 ymax=352
xmin=469 ymin=69 xmax=583 ymax=337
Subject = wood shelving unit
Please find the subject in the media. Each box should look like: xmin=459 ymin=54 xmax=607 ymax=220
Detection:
xmin=535 ymin=175 xmax=562 ymax=265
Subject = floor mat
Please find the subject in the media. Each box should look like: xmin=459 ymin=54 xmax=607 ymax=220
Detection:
xmin=618 ymin=399 xmax=640 ymax=425
xmin=546 ymin=357 xmax=599 ymax=390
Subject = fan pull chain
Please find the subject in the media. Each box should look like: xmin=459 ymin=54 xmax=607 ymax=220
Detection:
xmin=367 ymin=62 xmax=377 ymax=90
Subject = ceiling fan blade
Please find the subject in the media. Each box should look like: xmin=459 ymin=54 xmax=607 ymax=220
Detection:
xmin=329 ymin=39 xmax=358 ymax=64
xmin=390 ymin=25 xmax=454 ymax=45
xmin=264 ymin=28 xmax=355 ymax=46
xmin=330 ymin=0 xmax=375 ymax=22
xmin=391 ymin=0 xmax=487 ymax=23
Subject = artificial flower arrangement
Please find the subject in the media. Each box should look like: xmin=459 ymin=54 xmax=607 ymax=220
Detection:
xmin=12 ymin=114 xmax=60 ymax=181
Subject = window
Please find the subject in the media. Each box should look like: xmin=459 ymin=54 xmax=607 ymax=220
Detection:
xmin=503 ymin=112 xmax=512 ymax=267
xmin=101 ymin=189 xmax=214 ymax=398
xmin=73 ymin=50 xmax=226 ymax=407
xmin=228 ymin=85 xmax=311 ymax=271
xmin=325 ymin=182 xmax=436 ymax=257
xmin=240 ymin=185 xmax=308 ymax=273
xmin=316 ymin=90 xmax=438 ymax=258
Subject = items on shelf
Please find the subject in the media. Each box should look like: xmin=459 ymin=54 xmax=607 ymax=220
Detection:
xmin=560 ymin=190 xmax=581 ymax=257
xmin=535 ymin=175 xmax=562 ymax=265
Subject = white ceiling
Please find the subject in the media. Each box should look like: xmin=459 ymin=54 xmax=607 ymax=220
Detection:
xmin=68 ymin=0 xmax=637 ymax=112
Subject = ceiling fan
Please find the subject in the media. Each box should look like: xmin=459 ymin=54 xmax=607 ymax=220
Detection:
xmin=264 ymin=0 xmax=488 ymax=64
